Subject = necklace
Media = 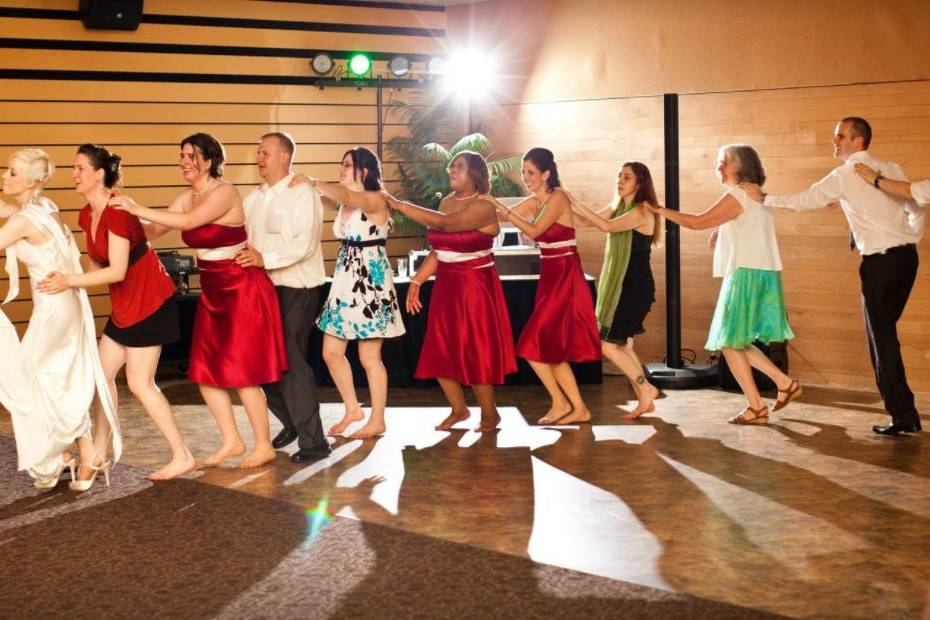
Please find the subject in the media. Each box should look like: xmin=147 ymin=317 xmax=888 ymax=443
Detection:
xmin=450 ymin=191 xmax=479 ymax=201
xmin=193 ymin=178 xmax=217 ymax=197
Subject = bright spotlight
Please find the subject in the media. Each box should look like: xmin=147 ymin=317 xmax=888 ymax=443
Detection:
xmin=348 ymin=53 xmax=372 ymax=77
xmin=427 ymin=56 xmax=449 ymax=77
xmin=442 ymin=49 xmax=497 ymax=100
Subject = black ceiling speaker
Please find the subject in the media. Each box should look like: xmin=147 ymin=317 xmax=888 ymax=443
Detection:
xmin=79 ymin=0 xmax=143 ymax=31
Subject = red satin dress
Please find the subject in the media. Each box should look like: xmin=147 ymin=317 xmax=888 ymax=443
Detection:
xmin=182 ymin=224 xmax=288 ymax=388
xmin=415 ymin=230 xmax=517 ymax=385
xmin=517 ymin=223 xmax=601 ymax=363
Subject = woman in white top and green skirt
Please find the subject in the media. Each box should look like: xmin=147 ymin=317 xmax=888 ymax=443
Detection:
xmin=650 ymin=144 xmax=801 ymax=424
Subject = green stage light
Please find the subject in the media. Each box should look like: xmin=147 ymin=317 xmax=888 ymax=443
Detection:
xmin=348 ymin=53 xmax=372 ymax=77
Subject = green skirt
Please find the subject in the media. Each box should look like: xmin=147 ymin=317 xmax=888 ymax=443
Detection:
xmin=705 ymin=267 xmax=794 ymax=351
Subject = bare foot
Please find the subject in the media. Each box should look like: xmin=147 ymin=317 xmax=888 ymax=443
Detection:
xmin=436 ymin=409 xmax=470 ymax=431
xmin=349 ymin=420 xmax=386 ymax=440
xmin=201 ymin=441 xmax=246 ymax=467
xmin=328 ymin=406 xmax=365 ymax=436
xmin=622 ymin=402 xmax=655 ymax=420
xmin=474 ymin=414 xmax=501 ymax=432
xmin=537 ymin=402 xmax=572 ymax=425
xmin=623 ymin=383 xmax=660 ymax=420
xmin=147 ymin=451 xmax=197 ymax=480
xmin=238 ymin=444 xmax=277 ymax=468
xmin=556 ymin=408 xmax=593 ymax=424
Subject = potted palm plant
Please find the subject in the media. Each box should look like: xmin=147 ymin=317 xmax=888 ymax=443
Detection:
xmin=386 ymin=101 xmax=524 ymax=234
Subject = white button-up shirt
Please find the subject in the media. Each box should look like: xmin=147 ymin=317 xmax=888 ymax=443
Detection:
xmin=243 ymin=173 xmax=325 ymax=289
xmin=911 ymin=180 xmax=930 ymax=206
xmin=763 ymin=150 xmax=925 ymax=255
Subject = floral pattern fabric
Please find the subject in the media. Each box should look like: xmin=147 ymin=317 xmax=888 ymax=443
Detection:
xmin=705 ymin=267 xmax=794 ymax=351
xmin=317 ymin=206 xmax=405 ymax=340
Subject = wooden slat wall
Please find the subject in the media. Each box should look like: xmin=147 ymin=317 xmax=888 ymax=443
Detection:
xmin=483 ymin=81 xmax=930 ymax=391
xmin=0 ymin=0 xmax=441 ymax=335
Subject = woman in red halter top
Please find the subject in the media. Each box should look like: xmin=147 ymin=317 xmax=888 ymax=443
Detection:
xmin=383 ymin=151 xmax=517 ymax=433
xmin=113 ymin=133 xmax=287 ymax=469
xmin=488 ymin=148 xmax=600 ymax=425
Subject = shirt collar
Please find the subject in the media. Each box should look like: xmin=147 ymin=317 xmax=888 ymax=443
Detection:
xmin=845 ymin=150 xmax=871 ymax=164
xmin=261 ymin=172 xmax=295 ymax=196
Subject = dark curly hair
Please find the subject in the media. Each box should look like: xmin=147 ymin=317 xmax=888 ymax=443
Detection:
xmin=77 ymin=143 xmax=122 ymax=189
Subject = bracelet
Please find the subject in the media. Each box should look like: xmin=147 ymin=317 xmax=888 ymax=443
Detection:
xmin=874 ymin=174 xmax=884 ymax=188
xmin=409 ymin=280 xmax=422 ymax=287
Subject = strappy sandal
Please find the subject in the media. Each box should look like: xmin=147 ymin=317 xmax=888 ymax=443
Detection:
xmin=772 ymin=378 xmax=802 ymax=412
xmin=729 ymin=405 xmax=770 ymax=425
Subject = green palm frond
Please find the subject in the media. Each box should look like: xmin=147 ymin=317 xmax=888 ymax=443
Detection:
xmin=487 ymin=156 xmax=522 ymax=178
xmin=449 ymin=133 xmax=491 ymax=157
xmin=384 ymin=95 xmax=524 ymax=207
xmin=421 ymin=142 xmax=451 ymax=162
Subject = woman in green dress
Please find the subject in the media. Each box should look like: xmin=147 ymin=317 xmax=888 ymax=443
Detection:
xmin=649 ymin=145 xmax=800 ymax=424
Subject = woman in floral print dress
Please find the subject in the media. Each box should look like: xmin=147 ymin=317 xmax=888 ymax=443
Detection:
xmin=296 ymin=147 xmax=404 ymax=439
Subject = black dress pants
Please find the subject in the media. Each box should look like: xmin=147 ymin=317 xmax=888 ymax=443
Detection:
xmin=263 ymin=285 xmax=326 ymax=450
xmin=859 ymin=244 xmax=920 ymax=424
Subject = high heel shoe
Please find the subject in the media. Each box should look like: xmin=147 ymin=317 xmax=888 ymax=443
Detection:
xmin=33 ymin=455 xmax=77 ymax=490
xmin=68 ymin=458 xmax=111 ymax=492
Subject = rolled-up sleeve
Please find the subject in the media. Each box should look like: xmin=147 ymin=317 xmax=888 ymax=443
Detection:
xmin=911 ymin=180 xmax=930 ymax=206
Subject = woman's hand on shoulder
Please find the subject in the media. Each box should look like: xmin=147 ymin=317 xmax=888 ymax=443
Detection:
xmin=289 ymin=174 xmax=316 ymax=188
xmin=645 ymin=203 xmax=664 ymax=215
xmin=110 ymin=194 xmax=140 ymax=215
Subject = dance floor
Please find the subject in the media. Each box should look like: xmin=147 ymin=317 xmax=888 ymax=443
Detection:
xmin=1 ymin=375 xmax=929 ymax=619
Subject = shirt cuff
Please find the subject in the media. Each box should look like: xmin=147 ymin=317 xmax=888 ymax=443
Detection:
xmin=261 ymin=249 xmax=278 ymax=270
xmin=911 ymin=181 xmax=930 ymax=206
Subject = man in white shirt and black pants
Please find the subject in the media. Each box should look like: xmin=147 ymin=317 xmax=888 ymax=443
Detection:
xmin=759 ymin=117 xmax=925 ymax=436
xmin=236 ymin=132 xmax=330 ymax=460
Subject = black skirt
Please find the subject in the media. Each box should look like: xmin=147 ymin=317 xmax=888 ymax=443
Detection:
xmin=103 ymin=295 xmax=180 ymax=348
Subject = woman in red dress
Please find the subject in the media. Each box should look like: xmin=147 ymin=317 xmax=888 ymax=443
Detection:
xmin=113 ymin=133 xmax=287 ymax=468
xmin=39 ymin=144 xmax=195 ymax=481
xmin=487 ymin=148 xmax=601 ymax=425
xmin=382 ymin=152 xmax=517 ymax=432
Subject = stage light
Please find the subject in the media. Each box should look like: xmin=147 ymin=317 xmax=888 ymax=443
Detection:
xmin=310 ymin=52 xmax=333 ymax=75
xmin=427 ymin=56 xmax=448 ymax=77
xmin=388 ymin=55 xmax=411 ymax=77
xmin=442 ymin=49 xmax=497 ymax=100
xmin=348 ymin=53 xmax=372 ymax=77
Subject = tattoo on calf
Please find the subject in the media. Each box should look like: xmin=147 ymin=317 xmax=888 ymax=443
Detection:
xmin=635 ymin=375 xmax=645 ymax=384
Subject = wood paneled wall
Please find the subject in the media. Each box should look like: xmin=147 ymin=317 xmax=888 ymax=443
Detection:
xmin=481 ymin=82 xmax=930 ymax=391
xmin=451 ymin=0 xmax=930 ymax=391
xmin=0 ymin=0 xmax=442 ymax=336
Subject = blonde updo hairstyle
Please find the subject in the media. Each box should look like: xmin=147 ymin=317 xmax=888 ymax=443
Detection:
xmin=9 ymin=148 xmax=55 ymax=191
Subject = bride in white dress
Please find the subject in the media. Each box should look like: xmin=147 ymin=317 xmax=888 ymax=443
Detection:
xmin=0 ymin=148 xmax=120 ymax=490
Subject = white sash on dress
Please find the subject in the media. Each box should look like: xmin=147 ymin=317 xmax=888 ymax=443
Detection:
xmin=197 ymin=241 xmax=247 ymax=261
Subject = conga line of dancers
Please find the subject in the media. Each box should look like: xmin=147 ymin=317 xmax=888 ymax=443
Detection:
xmin=1 ymin=114 xmax=924 ymax=489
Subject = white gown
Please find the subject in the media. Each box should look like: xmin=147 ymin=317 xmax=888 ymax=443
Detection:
xmin=0 ymin=198 xmax=121 ymax=481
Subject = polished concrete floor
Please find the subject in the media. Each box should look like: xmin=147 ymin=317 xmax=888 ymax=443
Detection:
xmin=2 ymin=374 xmax=929 ymax=619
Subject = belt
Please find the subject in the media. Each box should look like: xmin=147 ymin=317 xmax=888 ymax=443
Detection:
xmin=342 ymin=238 xmax=386 ymax=248
xmin=866 ymin=243 xmax=916 ymax=257
xmin=98 ymin=242 xmax=149 ymax=268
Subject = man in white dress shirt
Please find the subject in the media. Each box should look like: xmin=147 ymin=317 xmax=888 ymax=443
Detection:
xmin=236 ymin=132 xmax=330 ymax=461
xmin=758 ymin=117 xmax=925 ymax=435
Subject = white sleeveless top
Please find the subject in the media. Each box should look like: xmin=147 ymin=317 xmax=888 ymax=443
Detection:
xmin=713 ymin=185 xmax=783 ymax=278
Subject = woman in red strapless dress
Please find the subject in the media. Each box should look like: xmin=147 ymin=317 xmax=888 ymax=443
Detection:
xmin=489 ymin=148 xmax=600 ymax=425
xmin=383 ymin=151 xmax=517 ymax=432
xmin=113 ymin=133 xmax=287 ymax=469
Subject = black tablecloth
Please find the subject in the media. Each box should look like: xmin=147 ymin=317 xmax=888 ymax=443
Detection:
xmin=161 ymin=277 xmax=602 ymax=387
